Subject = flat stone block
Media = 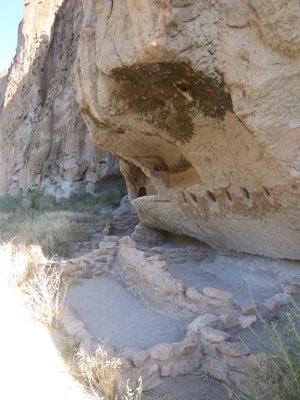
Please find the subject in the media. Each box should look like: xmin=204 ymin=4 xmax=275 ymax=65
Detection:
xmin=220 ymin=313 xmax=240 ymax=330
xmin=219 ymin=342 xmax=250 ymax=357
xmin=122 ymin=348 xmax=150 ymax=368
xmin=203 ymin=287 xmax=233 ymax=300
xmin=82 ymin=270 xmax=93 ymax=279
xmin=188 ymin=314 xmax=220 ymax=333
xmin=262 ymin=299 xmax=280 ymax=313
xmin=199 ymin=327 xmax=230 ymax=344
xmin=238 ymin=315 xmax=257 ymax=329
xmin=177 ymin=342 xmax=198 ymax=356
xmin=202 ymin=361 xmax=229 ymax=383
xmin=186 ymin=287 xmax=203 ymax=303
xmin=241 ymin=304 xmax=257 ymax=315
xmin=148 ymin=343 xmax=174 ymax=361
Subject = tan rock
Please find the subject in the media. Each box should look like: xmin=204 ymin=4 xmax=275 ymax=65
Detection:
xmin=262 ymin=299 xmax=280 ymax=313
xmin=139 ymin=363 xmax=159 ymax=381
xmin=203 ymin=287 xmax=233 ymax=300
xmin=122 ymin=348 xmax=150 ymax=368
xmin=219 ymin=342 xmax=250 ymax=357
xmin=199 ymin=327 xmax=230 ymax=344
xmin=220 ymin=313 xmax=240 ymax=330
xmin=93 ymin=270 xmax=105 ymax=277
xmin=238 ymin=315 xmax=257 ymax=329
xmin=160 ymin=361 xmax=190 ymax=378
xmin=229 ymin=371 xmax=252 ymax=396
xmin=0 ymin=0 xmax=122 ymax=196
xmin=176 ymin=343 xmax=198 ymax=356
xmin=103 ymin=236 xmax=120 ymax=242
xmin=202 ymin=361 xmax=229 ymax=383
xmin=240 ymin=304 xmax=257 ymax=315
xmin=148 ymin=343 xmax=174 ymax=361
xmin=201 ymin=339 xmax=223 ymax=360
xmin=69 ymin=258 xmax=81 ymax=265
xmin=75 ymin=0 xmax=300 ymax=259
xmin=186 ymin=287 xmax=203 ymax=303
xmin=188 ymin=314 xmax=220 ymax=333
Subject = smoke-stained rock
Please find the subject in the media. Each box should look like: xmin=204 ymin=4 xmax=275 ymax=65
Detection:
xmin=75 ymin=0 xmax=300 ymax=259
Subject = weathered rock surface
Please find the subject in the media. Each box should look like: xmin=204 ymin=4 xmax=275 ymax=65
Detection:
xmin=75 ymin=0 xmax=300 ymax=259
xmin=0 ymin=0 xmax=122 ymax=196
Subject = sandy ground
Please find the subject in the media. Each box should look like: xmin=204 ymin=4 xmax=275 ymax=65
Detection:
xmin=66 ymin=276 xmax=186 ymax=349
xmin=0 ymin=280 xmax=93 ymax=400
xmin=66 ymin=277 xmax=230 ymax=400
xmin=164 ymin=238 xmax=300 ymax=307
xmin=141 ymin=375 xmax=229 ymax=400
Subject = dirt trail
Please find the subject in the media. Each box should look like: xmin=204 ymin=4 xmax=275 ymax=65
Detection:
xmin=0 ymin=280 xmax=93 ymax=400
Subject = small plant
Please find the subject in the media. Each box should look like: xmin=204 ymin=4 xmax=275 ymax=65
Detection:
xmin=1 ymin=242 xmax=67 ymax=328
xmin=25 ymin=264 xmax=68 ymax=329
xmin=121 ymin=378 xmax=143 ymax=400
xmin=77 ymin=346 xmax=123 ymax=400
xmin=226 ymin=292 xmax=300 ymax=400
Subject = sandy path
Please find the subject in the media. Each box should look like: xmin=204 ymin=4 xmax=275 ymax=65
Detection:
xmin=0 ymin=280 xmax=93 ymax=400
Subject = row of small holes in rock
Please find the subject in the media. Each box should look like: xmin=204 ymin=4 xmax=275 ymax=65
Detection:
xmin=181 ymin=187 xmax=272 ymax=205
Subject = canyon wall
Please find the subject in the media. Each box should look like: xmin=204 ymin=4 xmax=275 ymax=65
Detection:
xmin=0 ymin=0 xmax=122 ymax=197
xmin=75 ymin=0 xmax=300 ymax=259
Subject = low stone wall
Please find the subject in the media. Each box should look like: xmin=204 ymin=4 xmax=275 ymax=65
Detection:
xmin=60 ymin=234 xmax=300 ymax=396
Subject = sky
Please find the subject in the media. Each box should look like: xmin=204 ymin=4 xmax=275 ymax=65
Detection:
xmin=0 ymin=0 xmax=24 ymax=72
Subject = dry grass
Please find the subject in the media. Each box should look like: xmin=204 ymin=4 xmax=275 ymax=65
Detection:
xmin=0 ymin=211 xmax=91 ymax=257
xmin=77 ymin=346 xmax=123 ymax=400
xmin=0 ymin=241 xmax=68 ymax=329
xmin=0 ymin=242 xmax=46 ymax=285
xmin=122 ymin=378 xmax=143 ymax=400
xmin=25 ymin=265 xmax=68 ymax=329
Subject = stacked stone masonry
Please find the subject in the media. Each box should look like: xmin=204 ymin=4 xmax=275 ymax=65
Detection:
xmin=56 ymin=234 xmax=300 ymax=396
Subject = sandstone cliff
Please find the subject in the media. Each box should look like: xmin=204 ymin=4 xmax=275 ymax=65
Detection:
xmin=75 ymin=0 xmax=300 ymax=259
xmin=0 ymin=0 xmax=122 ymax=196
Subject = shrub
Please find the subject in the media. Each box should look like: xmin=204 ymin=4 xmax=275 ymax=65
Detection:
xmin=0 ymin=242 xmax=67 ymax=329
xmin=25 ymin=265 xmax=68 ymax=329
xmin=77 ymin=346 xmax=123 ymax=399
xmin=227 ymin=293 xmax=300 ymax=400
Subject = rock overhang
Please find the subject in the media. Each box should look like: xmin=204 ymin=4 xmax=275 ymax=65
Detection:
xmin=75 ymin=0 xmax=300 ymax=259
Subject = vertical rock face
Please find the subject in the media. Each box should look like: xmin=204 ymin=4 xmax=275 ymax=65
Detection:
xmin=0 ymin=0 xmax=122 ymax=197
xmin=75 ymin=0 xmax=300 ymax=259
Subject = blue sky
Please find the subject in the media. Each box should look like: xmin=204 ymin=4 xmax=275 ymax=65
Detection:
xmin=0 ymin=0 xmax=24 ymax=72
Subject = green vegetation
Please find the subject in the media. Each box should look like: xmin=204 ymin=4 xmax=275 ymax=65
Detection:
xmin=0 ymin=188 xmax=123 ymax=257
xmin=227 ymin=293 xmax=300 ymax=400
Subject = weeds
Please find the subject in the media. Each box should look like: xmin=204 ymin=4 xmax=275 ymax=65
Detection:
xmin=0 ymin=189 xmax=123 ymax=257
xmin=226 ymin=292 xmax=300 ymax=400
xmin=121 ymin=378 xmax=143 ymax=400
xmin=25 ymin=265 xmax=68 ymax=329
xmin=0 ymin=211 xmax=91 ymax=257
xmin=77 ymin=346 xmax=123 ymax=399
xmin=1 ymin=242 xmax=67 ymax=328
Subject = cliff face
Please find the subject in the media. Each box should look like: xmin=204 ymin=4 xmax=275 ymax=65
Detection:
xmin=0 ymin=0 xmax=121 ymax=197
xmin=75 ymin=0 xmax=300 ymax=259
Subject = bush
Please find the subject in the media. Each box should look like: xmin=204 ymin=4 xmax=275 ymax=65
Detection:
xmin=227 ymin=293 xmax=300 ymax=400
xmin=0 ymin=242 xmax=67 ymax=329
xmin=0 ymin=211 xmax=91 ymax=257
xmin=0 ymin=188 xmax=123 ymax=257
xmin=77 ymin=346 xmax=123 ymax=399
xmin=25 ymin=265 xmax=68 ymax=329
